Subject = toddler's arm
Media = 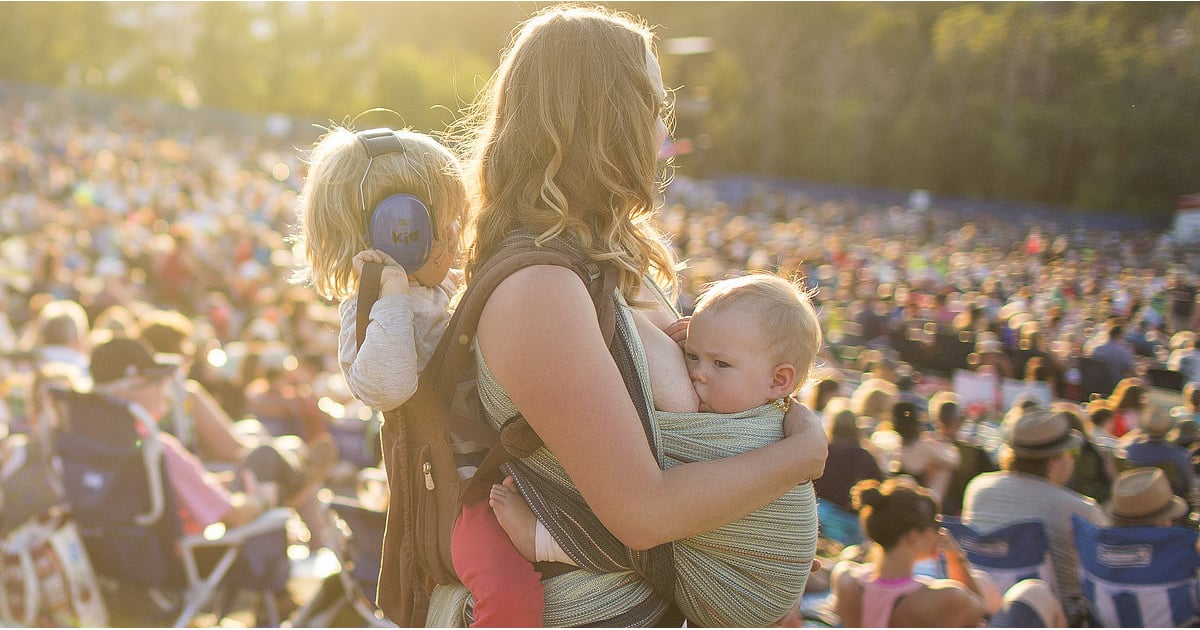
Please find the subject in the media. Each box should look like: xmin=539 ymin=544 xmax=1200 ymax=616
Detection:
xmin=337 ymin=250 xmax=431 ymax=411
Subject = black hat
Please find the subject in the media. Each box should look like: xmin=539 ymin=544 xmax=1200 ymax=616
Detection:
xmin=90 ymin=338 xmax=177 ymax=386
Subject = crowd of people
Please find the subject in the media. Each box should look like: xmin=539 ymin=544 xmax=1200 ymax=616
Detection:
xmin=3 ymin=13 xmax=1200 ymax=623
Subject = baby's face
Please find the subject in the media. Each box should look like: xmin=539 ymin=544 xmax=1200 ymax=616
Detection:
xmin=410 ymin=218 xmax=460 ymax=288
xmin=684 ymin=307 xmax=779 ymax=414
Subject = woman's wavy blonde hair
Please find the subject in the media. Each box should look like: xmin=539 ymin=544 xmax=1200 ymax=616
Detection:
xmin=454 ymin=4 xmax=677 ymax=304
xmin=294 ymin=125 xmax=467 ymax=301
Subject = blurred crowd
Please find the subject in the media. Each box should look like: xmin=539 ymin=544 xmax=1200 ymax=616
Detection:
xmin=5 ymin=84 xmax=1200 ymax=627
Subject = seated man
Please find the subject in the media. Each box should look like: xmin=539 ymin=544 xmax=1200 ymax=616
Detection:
xmin=962 ymin=408 xmax=1110 ymax=626
xmin=1120 ymin=411 xmax=1195 ymax=514
xmin=1106 ymin=467 xmax=1189 ymax=527
xmin=89 ymin=338 xmax=336 ymax=535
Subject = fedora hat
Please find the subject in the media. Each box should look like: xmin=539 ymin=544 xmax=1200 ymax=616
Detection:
xmin=1003 ymin=408 xmax=1083 ymax=459
xmin=1138 ymin=410 xmax=1175 ymax=437
xmin=1106 ymin=467 xmax=1189 ymax=526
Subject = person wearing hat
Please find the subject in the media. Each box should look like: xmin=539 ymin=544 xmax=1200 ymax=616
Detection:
xmin=1118 ymin=409 xmax=1195 ymax=514
xmin=89 ymin=338 xmax=337 ymax=537
xmin=962 ymin=408 xmax=1109 ymax=626
xmin=1106 ymin=467 xmax=1190 ymax=527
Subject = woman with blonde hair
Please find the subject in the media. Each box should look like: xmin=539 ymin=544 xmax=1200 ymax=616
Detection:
xmin=428 ymin=4 xmax=827 ymax=627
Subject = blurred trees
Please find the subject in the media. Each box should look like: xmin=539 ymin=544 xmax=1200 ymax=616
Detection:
xmin=2 ymin=1 xmax=1197 ymax=216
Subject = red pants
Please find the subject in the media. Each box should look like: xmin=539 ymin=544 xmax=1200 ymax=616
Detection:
xmin=451 ymin=486 xmax=544 ymax=627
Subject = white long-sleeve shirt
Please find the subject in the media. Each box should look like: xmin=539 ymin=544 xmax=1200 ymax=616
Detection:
xmin=337 ymin=270 xmax=461 ymax=412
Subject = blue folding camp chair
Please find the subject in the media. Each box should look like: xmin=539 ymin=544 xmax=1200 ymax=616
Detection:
xmin=49 ymin=388 xmax=293 ymax=627
xmin=1072 ymin=514 xmax=1200 ymax=628
xmin=940 ymin=517 xmax=1053 ymax=596
xmin=817 ymin=499 xmax=864 ymax=547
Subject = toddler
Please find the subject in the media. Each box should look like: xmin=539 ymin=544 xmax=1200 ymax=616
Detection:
xmin=296 ymin=123 xmax=544 ymax=626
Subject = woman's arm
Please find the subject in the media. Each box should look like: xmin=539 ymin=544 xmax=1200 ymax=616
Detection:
xmin=829 ymin=561 xmax=864 ymax=628
xmin=477 ymin=265 xmax=826 ymax=550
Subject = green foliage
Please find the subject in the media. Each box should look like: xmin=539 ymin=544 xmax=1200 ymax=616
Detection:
xmin=2 ymin=1 xmax=1197 ymax=215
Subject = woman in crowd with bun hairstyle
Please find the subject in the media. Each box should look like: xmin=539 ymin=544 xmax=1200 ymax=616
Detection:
xmin=830 ymin=478 xmax=1065 ymax=628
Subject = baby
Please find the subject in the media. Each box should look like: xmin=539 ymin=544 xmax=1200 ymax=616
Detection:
xmin=491 ymin=272 xmax=823 ymax=626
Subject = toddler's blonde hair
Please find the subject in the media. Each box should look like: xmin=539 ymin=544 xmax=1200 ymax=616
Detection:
xmin=693 ymin=273 xmax=822 ymax=391
xmin=295 ymin=125 xmax=467 ymax=301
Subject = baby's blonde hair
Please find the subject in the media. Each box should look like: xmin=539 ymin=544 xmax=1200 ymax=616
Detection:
xmin=295 ymin=125 xmax=467 ymax=301
xmin=693 ymin=273 xmax=822 ymax=390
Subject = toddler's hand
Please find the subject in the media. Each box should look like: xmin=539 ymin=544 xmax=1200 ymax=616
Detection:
xmin=353 ymin=249 xmax=410 ymax=296
xmin=664 ymin=316 xmax=691 ymax=349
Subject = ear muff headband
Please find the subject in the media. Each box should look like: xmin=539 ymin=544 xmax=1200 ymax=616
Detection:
xmin=356 ymin=128 xmax=438 ymax=270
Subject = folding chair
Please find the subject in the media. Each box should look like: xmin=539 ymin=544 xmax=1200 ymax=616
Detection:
xmin=1072 ymin=514 xmax=1200 ymax=628
xmin=49 ymin=388 xmax=293 ymax=627
xmin=940 ymin=517 xmax=1053 ymax=595
xmin=287 ymin=496 xmax=393 ymax=627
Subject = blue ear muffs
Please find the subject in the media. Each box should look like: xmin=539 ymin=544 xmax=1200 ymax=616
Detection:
xmin=356 ymin=128 xmax=439 ymax=271
xmin=368 ymin=193 xmax=435 ymax=271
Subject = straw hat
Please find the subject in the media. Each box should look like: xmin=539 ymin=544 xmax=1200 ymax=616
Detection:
xmin=1002 ymin=408 xmax=1083 ymax=459
xmin=1106 ymin=468 xmax=1189 ymax=526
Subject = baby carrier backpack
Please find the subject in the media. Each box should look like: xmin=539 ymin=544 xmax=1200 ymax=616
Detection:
xmin=355 ymin=233 xmax=616 ymax=626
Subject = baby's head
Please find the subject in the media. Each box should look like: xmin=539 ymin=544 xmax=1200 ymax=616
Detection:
xmin=685 ymin=273 xmax=822 ymax=414
xmin=296 ymin=125 xmax=467 ymax=301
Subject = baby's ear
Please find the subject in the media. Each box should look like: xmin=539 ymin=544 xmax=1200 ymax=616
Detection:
xmin=769 ymin=363 xmax=797 ymax=399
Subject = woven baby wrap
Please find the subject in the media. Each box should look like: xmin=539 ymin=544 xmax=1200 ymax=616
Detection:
xmin=427 ymin=295 xmax=817 ymax=627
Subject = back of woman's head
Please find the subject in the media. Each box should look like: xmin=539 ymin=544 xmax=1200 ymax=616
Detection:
xmin=459 ymin=4 xmax=676 ymax=303
xmin=851 ymin=478 xmax=938 ymax=550
xmin=851 ymin=378 xmax=897 ymax=421
xmin=829 ymin=408 xmax=860 ymax=443
xmin=296 ymin=126 xmax=466 ymax=301
xmin=892 ymin=401 xmax=921 ymax=444
xmin=812 ymin=377 xmax=841 ymax=411
xmin=929 ymin=391 xmax=960 ymax=430
xmin=1111 ymin=378 xmax=1145 ymax=410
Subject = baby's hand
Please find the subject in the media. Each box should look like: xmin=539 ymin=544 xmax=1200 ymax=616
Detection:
xmin=664 ymin=316 xmax=691 ymax=349
xmin=353 ymin=249 xmax=410 ymax=296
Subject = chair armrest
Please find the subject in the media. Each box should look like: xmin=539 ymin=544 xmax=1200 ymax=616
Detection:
xmin=179 ymin=507 xmax=293 ymax=550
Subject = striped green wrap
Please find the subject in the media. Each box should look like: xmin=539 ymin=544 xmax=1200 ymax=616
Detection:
xmin=658 ymin=407 xmax=817 ymax=627
xmin=426 ymin=292 xmax=816 ymax=627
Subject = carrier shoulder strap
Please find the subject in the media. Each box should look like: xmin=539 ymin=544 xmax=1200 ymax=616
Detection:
xmin=425 ymin=235 xmax=618 ymax=407
xmin=356 ymin=262 xmax=384 ymax=351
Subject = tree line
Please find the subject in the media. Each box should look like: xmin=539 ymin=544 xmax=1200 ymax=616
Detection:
xmin=2 ymin=2 xmax=1197 ymax=216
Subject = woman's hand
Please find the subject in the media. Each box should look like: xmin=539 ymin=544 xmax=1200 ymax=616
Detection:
xmin=782 ymin=402 xmax=828 ymax=481
xmin=352 ymin=249 xmax=410 ymax=297
xmin=663 ymin=316 xmax=690 ymax=349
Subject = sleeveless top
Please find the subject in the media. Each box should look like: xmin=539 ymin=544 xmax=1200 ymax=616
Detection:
xmin=464 ymin=303 xmax=819 ymax=627
xmin=859 ymin=568 xmax=933 ymax=628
